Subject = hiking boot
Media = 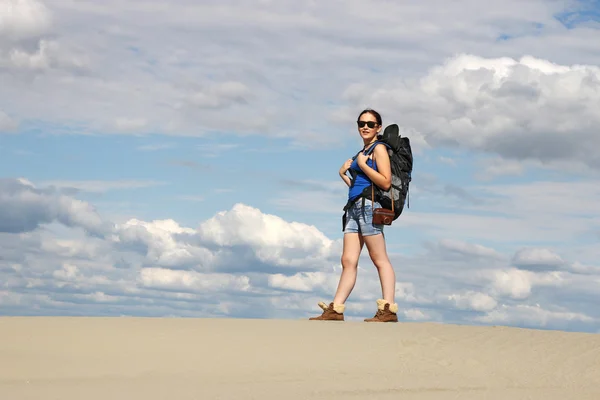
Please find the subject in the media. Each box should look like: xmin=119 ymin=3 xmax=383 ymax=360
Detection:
xmin=309 ymin=301 xmax=345 ymax=321
xmin=364 ymin=299 xmax=398 ymax=322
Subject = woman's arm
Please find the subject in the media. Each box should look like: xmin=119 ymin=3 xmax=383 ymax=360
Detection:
xmin=357 ymin=144 xmax=392 ymax=191
xmin=339 ymin=158 xmax=353 ymax=187
xmin=339 ymin=173 xmax=351 ymax=187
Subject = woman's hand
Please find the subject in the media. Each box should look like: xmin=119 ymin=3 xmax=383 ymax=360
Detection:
xmin=356 ymin=152 xmax=369 ymax=169
xmin=339 ymin=158 xmax=352 ymax=176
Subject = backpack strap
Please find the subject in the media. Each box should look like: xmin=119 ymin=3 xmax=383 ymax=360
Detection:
xmin=371 ymin=147 xmax=394 ymax=215
xmin=364 ymin=140 xmax=390 ymax=156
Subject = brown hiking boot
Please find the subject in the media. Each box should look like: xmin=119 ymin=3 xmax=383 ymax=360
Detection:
xmin=309 ymin=301 xmax=345 ymax=321
xmin=364 ymin=299 xmax=399 ymax=322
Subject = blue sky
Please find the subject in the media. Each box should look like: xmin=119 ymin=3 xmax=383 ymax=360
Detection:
xmin=1 ymin=0 xmax=600 ymax=333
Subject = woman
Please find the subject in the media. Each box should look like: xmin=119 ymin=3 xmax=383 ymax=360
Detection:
xmin=310 ymin=109 xmax=398 ymax=322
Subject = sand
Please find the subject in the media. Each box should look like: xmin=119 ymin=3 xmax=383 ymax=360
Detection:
xmin=1 ymin=317 xmax=599 ymax=400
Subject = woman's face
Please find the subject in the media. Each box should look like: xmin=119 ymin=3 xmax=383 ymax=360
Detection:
xmin=357 ymin=112 xmax=381 ymax=141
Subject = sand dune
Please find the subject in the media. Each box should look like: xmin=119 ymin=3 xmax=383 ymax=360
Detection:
xmin=1 ymin=317 xmax=599 ymax=399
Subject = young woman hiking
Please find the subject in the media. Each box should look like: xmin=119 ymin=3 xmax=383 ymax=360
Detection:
xmin=310 ymin=109 xmax=398 ymax=322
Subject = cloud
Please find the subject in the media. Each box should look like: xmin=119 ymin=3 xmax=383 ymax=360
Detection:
xmin=113 ymin=218 xmax=213 ymax=270
xmin=114 ymin=117 xmax=147 ymax=132
xmin=0 ymin=0 xmax=85 ymax=72
xmin=268 ymin=271 xmax=336 ymax=293
xmin=138 ymin=267 xmax=251 ymax=293
xmin=2 ymin=0 xmax=598 ymax=148
xmin=340 ymin=54 xmax=600 ymax=171
xmin=443 ymin=184 xmax=483 ymax=205
xmin=39 ymin=179 xmax=166 ymax=194
xmin=489 ymin=268 xmax=533 ymax=300
xmin=447 ymin=291 xmax=498 ymax=312
xmin=187 ymin=81 xmax=251 ymax=109
xmin=1 ymin=176 xmax=599 ymax=331
xmin=401 ymin=179 xmax=600 ymax=245
xmin=512 ymin=247 xmax=567 ymax=271
xmin=434 ymin=238 xmax=504 ymax=260
xmin=0 ymin=110 xmax=18 ymax=132
xmin=475 ymin=156 xmax=525 ymax=180
xmin=197 ymin=203 xmax=334 ymax=251
xmin=271 ymin=179 xmax=348 ymax=215
xmin=476 ymin=304 xmax=595 ymax=330
xmin=0 ymin=0 xmax=52 ymax=41
xmin=0 ymin=178 xmax=112 ymax=235
xmin=136 ymin=143 xmax=176 ymax=151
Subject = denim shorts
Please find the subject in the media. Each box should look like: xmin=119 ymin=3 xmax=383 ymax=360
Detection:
xmin=343 ymin=198 xmax=384 ymax=236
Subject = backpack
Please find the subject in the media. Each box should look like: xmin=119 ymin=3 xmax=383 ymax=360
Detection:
xmin=346 ymin=124 xmax=413 ymax=221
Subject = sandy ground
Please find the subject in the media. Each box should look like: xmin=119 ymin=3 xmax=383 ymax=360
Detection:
xmin=1 ymin=317 xmax=599 ymax=400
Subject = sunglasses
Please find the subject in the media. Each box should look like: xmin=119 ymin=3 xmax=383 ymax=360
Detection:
xmin=357 ymin=120 xmax=378 ymax=129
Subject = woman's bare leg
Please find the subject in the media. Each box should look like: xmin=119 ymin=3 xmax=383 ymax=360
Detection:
xmin=332 ymin=232 xmax=364 ymax=304
xmin=363 ymin=233 xmax=395 ymax=303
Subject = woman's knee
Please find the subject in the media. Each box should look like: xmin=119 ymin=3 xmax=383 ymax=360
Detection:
xmin=370 ymin=255 xmax=392 ymax=269
xmin=341 ymin=254 xmax=359 ymax=269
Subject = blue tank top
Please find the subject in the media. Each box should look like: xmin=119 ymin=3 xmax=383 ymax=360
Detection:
xmin=348 ymin=156 xmax=377 ymax=201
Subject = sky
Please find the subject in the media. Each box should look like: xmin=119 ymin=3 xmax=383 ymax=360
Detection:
xmin=1 ymin=0 xmax=600 ymax=332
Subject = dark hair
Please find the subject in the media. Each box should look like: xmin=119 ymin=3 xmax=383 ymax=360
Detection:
xmin=357 ymin=108 xmax=382 ymax=126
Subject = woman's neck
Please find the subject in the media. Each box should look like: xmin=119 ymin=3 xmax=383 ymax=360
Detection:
xmin=363 ymin=138 xmax=377 ymax=149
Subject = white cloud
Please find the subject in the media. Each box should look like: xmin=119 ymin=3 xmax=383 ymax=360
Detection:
xmin=447 ymin=291 xmax=498 ymax=312
xmin=402 ymin=308 xmax=430 ymax=321
xmin=341 ymin=54 xmax=600 ymax=171
xmin=476 ymin=304 xmax=595 ymax=329
xmin=52 ymin=263 xmax=80 ymax=281
xmin=438 ymin=156 xmax=456 ymax=166
xmin=489 ymin=268 xmax=532 ymax=300
xmin=114 ymin=117 xmax=147 ymax=132
xmin=1 ymin=176 xmax=599 ymax=331
xmin=0 ymin=178 xmax=112 ymax=235
xmin=268 ymin=271 xmax=334 ymax=293
xmin=0 ymin=110 xmax=18 ymax=132
xmin=2 ymin=0 xmax=598 ymax=150
xmin=113 ymin=218 xmax=214 ymax=269
xmin=136 ymin=143 xmax=176 ymax=151
xmin=187 ymin=81 xmax=251 ymax=109
xmin=569 ymin=262 xmax=600 ymax=275
xmin=400 ymin=179 xmax=600 ymax=247
xmin=475 ymin=156 xmax=525 ymax=180
xmin=436 ymin=238 xmax=504 ymax=260
xmin=138 ymin=267 xmax=251 ymax=293
xmin=40 ymin=179 xmax=166 ymax=193
xmin=0 ymin=0 xmax=51 ymax=40
xmin=197 ymin=203 xmax=339 ymax=268
xmin=0 ymin=0 xmax=599 ymax=333
xmin=512 ymin=247 xmax=566 ymax=271
xmin=0 ymin=1 xmax=85 ymax=72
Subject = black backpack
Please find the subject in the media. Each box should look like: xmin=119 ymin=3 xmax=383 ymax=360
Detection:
xmin=346 ymin=124 xmax=413 ymax=221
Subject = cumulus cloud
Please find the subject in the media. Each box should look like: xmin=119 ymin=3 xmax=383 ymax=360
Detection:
xmin=138 ymin=268 xmax=251 ymax=293
xmin=187 ymin=81 xmax=252 ymax=109
xmin=476 ymin=304 xmax=595 ymax=330
xmin=401 ymin=179 xmax=600 ymax=245
xmin=113 ymin=218 xmax=214 ymax=270
xmin=489 ymin=268 xmax=533 ymax=300
xmin=0 ymin=178 xmax=112 ymax=236
xmin=0 ymin=0 xmax=52 ymax=40
xmin=342 ymin=54 xmax=600 ymax=171
xmin=433 ymin=238 xmax=504 ymax=260
xmin=2 ymin=0 xmax=598 ymax=147
xmin=268 ymin=271 xmax=336 ymax=294
xmin=196 ymin=203 xmax=340 ymax=270
xmin=447 ymin=291 xmax=498 ymax=312
xmin=1 ymin=175 xmax=599 ymax=330
xmin=512 ymin=247 xmax=567 ymax=271
xmin=0 ymin=0 xmax=85 ymax=72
